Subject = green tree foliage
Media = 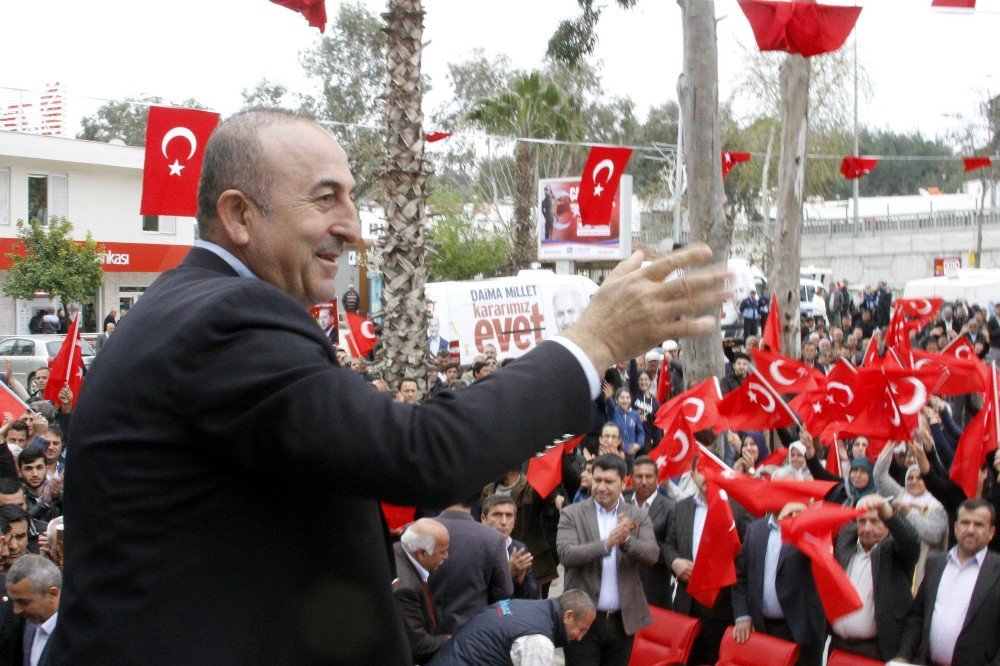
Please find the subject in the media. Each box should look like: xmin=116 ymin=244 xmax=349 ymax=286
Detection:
xmin=547 ymin=0 xmax=638 ymax=67
xmin=834 ymin=128 xmax=962 ymax=197
xmin=3 ymin=218 xmax=104 ymax=310
xmin=427 ymin=187 xmax=510 ymax=281
xmin=240 ymin=79 xmax=294 ymax=108
xmin=76 ymin=96 xmax=206 ymax=147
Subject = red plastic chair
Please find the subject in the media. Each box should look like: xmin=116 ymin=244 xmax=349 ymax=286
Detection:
xmin=628 ymin=605 xmax=701 ymax=666
xmin=716 ymin=627 xmax=799 ymax=666
xmin=826 ymin=649 xmax=884 ymax=666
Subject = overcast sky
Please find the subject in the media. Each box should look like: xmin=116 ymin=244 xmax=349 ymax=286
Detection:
xmin=2 ymin=0 xmax=997 ymax=143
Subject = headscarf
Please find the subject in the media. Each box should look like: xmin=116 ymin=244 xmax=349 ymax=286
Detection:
xmin=902 ymin=464 xmax=942 ymax=509
xmin=847 ymin=456 xmax=876 ymax=503
xmin=740 ymin=431 xmax=769 ymax=465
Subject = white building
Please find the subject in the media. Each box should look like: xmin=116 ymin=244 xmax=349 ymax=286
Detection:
xmin=0 ymin=130 xmax=194 ymax=334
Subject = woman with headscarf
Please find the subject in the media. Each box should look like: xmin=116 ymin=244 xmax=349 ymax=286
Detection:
xmin=845 ymin=456 xmax=877 ymax=506
xmin=732 ymin=431 xmax=768 ymax=476
xmin=873 ymin=442 xmax=948 ymax=589
xmin=772 ymin=440 xmax=812 ymax=481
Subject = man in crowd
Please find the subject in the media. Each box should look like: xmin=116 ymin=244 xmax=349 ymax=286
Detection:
xmin=896 ymin=498 xmax=1000 ymax=665
xmin=103 ymin=309 xmax=117 ymax=329
xmin=394 ymin=519 xmax=451 ymax=664
xmin=428 ymin=589 xmax=596 ymax=666
xmin=0 ymin=514 xmax=22 ymax=664
xmin=52 ymin=108 xmax=726 ymax=663
xmin=7 ymin=554 xmax=61 ymax=666
xmin=341 ymin=284 xmax=360 ymax=314
xmin=27 ymin=368 xmax=48 ymax=403
xmin=557 ymin=454 xmax=658 ymax=665
xmin=397 ymin=378 xmax=420 ymax=405
xmin=95 ymin=321 xmax=115 ymax=355
xmin=431 ymin=495 xmax=513 ymax=634
xmin=664 ymin=457 xmax=752 ymax=664
xmin=831 ymin=494 xmax=920 ymax=660
xmin=720 ymin=353 xmax=749 ymax=395
xmin=40 ymin=427 xmax=65 ymax=478
xmin=480 ymin=494 xmax=540 ymax=600
xmin=740 ymin=290 xmax=760 ymax=340
xmin=625 ymin=455 xmax=674 ymax=609
xmin=18 ymin=450 xmax=59 ymax=523
xmin=0 ymin=505 xmax=29 ymax=570
xmin=0 ymin=478 xmax=46 ymax=554
xmin=732 ymin=502 xmax=826 ymax=666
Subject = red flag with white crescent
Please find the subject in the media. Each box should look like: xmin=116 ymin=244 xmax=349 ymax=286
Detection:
xmin=750 ymin=348 xmax=826 ymax=394
xmin=654 ymin=377 xmax=722 ymax=433
xmin=722 ymin=151 xmax=751 ymax=179
xmin=840 ymin=157 xmax=879 ymax=180
xmin=43 ymin=312 xmax=84 ymax=408
xmin=762 ymin=293 xmax=782 ymax=353
xmin=141 ymin=106 xmax=220 ymax=216
xmin=963 ymin=156 xmax=991 ymax=171
xmin=345 ymin=312 xmax=378 ymax=357
xmin=647 ymin=409 xmax=697 ymax=480
xmin=577 ymin=146 xmax=633 ymax=227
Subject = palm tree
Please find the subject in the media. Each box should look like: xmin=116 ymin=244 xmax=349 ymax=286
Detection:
xmin=378 ymin=0 xmax=431 ymax=390
xmin=467 ymin=71 xmax=578 ymax=270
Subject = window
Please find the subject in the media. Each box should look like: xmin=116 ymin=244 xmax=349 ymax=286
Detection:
xmin=142 ymin=215 xmax=177 ymax=234
xmin=0 ymin=167 xmax=8 ymax=226
xmin=0 ymin=340 xmax=16 ymax=356
xmin=26 ymin=173 xmax=67 ymax=222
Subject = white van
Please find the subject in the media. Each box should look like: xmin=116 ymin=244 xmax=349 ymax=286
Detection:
xmin=904 ymin=268 xmax=1000 ymax=308
xmin=721 ymin=258 xmax=768 ymax=340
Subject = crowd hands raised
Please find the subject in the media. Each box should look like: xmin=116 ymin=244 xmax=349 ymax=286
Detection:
xmin=346 ymin=282 xmax=1000 ymax=666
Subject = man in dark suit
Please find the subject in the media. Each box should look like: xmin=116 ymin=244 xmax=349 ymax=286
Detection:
xmin=831 ymin=494 xmax=920 ymax=661
xmin=663 ymin=458 xmax=752 ymax=664
xmin=480 ymin=494 xmax=540 ymax=600
xmin=430 ymin=497 xmax=513 ymax=634
xmin=732 ymin=503 xmax=827 ymax=666
xmin=896 ymin=498 xmax=1000 ymax=666
xmin=6 ymin=554 xmax=60 ymax=666
xmin=624 ymin=455 xmax=674 ymax=609
xmin=94 ymin=322 xmax=114 ymax=355
xmin=0 ymin=515 xmax=24 ymax=665
xmin=557 ymin=454 xmax=659 ymax=665
xmin=394 ymin=519 xmax=451 ymax=664
xmin=48 ymin=109 xmax=728 ymax=664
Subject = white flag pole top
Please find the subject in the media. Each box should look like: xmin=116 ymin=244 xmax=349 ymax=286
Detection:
xmin=65 ymin=312 xmax=79 ymax=385
xmin=697 ymin=442 xmax=732 ymax=472
xmin=749 ymin=364 xmax=804 ymax=428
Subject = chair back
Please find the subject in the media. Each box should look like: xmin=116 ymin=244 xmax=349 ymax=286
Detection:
xmin=827 ymin=649 xmax=885 ymax=666
xmin=627 ymin=606 xmax=701 ymax=666
xmin=716 ymin=627 xmax=799 ymax=666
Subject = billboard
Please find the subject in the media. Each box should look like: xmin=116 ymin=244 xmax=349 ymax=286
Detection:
xmin=933 ymin=257 xmax=962 ymax=277
xmin=425 ymin=271 xmax=599 ymax=365
xmin=537 ymin=176 xmax=632 ymax=261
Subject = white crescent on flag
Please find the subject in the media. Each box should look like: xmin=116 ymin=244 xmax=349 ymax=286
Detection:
xmin=747 ymin=382 xmax=776 ymax=413
xmin=913 ymin=298 xmax=933 ymax=315
xmin=828 ymin=381 xmax=854 ymax=405
xmin=591 ymin=159 xmax=615 ymax=184
xmin=162 ymin=126 xmax=198 ymax=160
xmin=670 ymin=430 xmax=691 ymax=462
xmin=955 ymin=345 xmax=973 ymax=360
xmin=360 ymin=321 xmax=377 ymax=340
xmin=887 ymin=388 xmax=902 ymax=426
xmin=897 ymin=377 xmax=927 ymax=415
xmin=682 ymin=397 xmax=705 ymax=424
xmin=769 ymin=360 xmax=798 ymax=387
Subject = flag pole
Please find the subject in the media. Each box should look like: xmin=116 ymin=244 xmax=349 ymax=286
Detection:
xmin=64 ymin=312 xmax=79 ymax=385
xmin=750 ymin=365 xmax=803 ymax=428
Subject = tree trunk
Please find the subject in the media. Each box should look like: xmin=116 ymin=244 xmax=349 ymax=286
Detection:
xmin=511 ymin=140 xmax=536 ymax=269
xmin=378 ymin=0 xmax=431 ymax=393
xmin=760 ymin=124 xmax=776 ymax=274
xmin=772 ymin=55 xmax=810 ymax=357
xmin=677 ymin=0 xmax=728 ymax=389
xmin=976 ymin=172 xmax=987 ymax=267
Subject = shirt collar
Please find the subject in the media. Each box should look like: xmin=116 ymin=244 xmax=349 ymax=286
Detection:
xmin=694 ymin=493 xmax=709 ymax=509
xmin=947 ymin=545 xmax=989 ymax=568
xmin=38 ymin=611 xmax=58 ymax=636
xmin=403 ymin=548 xmax=430 ymax=582
xmin=768 ymin=515 xmax=780 ymax=532
xmin=194 ymin=240 xmax=259 ymax=280
xmin=595 ymin=498 xmax=622 ymax=516
xmin=632 ymin=492 xmax=655 ymax=509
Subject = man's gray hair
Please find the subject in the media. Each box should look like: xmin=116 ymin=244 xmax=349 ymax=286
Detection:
xmin=400 ymin=525 xmax=435 ymax=556
xmin=195 ymin=107 xmax=315 ymax=241
xmin=558 ymin=589 xmax=595 ymax=616
xmin=7 ymin=554 xmax=61 ymax=594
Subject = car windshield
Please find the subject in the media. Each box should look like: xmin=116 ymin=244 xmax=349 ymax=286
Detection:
xmin=46 ymin=340 xmax=96 ymax=357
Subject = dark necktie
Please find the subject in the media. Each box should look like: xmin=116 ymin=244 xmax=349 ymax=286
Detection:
xmin=420 ymin=580 xmax=438 ymax=630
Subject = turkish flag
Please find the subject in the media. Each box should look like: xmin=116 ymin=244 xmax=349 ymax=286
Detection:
xmin=648 ymin=409 xmax=697 ymax=480
xmin=722 ymin=151 xmax=752 ymax=179
xmin=656 ymin=356 xmax=672 ymax=404
xmin=825 ymin=439 xmax=844 ymax=477
xmin=270 ymin=0 xmax=327 ymax=32
xmin=950 ymin=364 xmax=999 ymax=498
xmin=44 ymin=312 xmax=84 ymax=408
xmin=703 ymin=467 xmax=838 ymax=518
xmin=718 ymin=368 xmax=797 ymax=431
xmin=0 ymin=380 xmax=31 ymax=419
xmin=527 ymin=444 xmax=565 ymax=498
xmin=760 ymin=447 xmax=790 ymax=468
xmin=687 ymin=489 xmax=742 ymax=607
xmin=762 ymin=293 xmax=782 ymax=352
xmin=577 ymin=146 xmax=633 ymax=226
xmin=654 ymin=377 xmax=722 ymax=433
xmin=861 ymin=334 xmax=882 ymax=367
xmin=561 ymin=434 xmax=585 ymax=453
xmin=840 ymin=157 xmax=879 ymax=180
xmin=942 ymin=334 xmax=979 ymax=362
xmin=790 ymin=362 xmax=854 ymax=436
xmin=424 ymin=131 xmax=453 ymax=143
xmin=781 ymin=503 xmax=868 ymax=622
xmin=964 ymin=156 xmax=991 ymax=171
xmin=345 ymin=312 xmax=378 ymax=357
xmin=896 ymin=297 xmax=944 ymax=320
xmin=381 ymin=503 xmax=416 ymax=531
xmin=838 ymin=371 xmax=912 ymax=441
xmin=751 ymin=348 xmax=825 ymax=394
xmin=738 ymin=0 xmax=862 ymax=57
xmin=140 ymin=106 xmax=221 ymax=216
xmin=912 ymin=350 xmax=988 ymax=396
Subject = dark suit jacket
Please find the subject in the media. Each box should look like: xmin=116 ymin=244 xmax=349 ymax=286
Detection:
xmin=393 ymin=544 xmax=449 ymax=664
xmin=833 ymin=513 xmax=920 ymax=659
xmin=663 ymin=495 xmax=752 ymax=619
xmin=732 ymin=516 xmax=826 ymax=648
xmin=897 ymin=549 xmax=1000 ymax=665
xmin=624 ymin=490 xmax=675 ymax=609
xmin=50 ymin=248 xmax=591 ymax=665
xmin=509 ymin=538 xmax=540 ymax=600
xmin=0 ymin=575 xmax=23 ymax=666
xmin=557 ymin=497 xmax=659 ymax=635
xmin=430 ymin=510 xmax=513 ymax=635
xmin=23 ymin=620 xmax=52 ymax=666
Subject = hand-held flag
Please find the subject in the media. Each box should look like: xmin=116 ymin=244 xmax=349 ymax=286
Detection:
xmin=44 ymin=312 xmax=84 ymax=408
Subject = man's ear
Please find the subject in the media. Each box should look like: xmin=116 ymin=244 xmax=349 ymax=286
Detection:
xmin=215 ymin=189 xmax=258 ymax=248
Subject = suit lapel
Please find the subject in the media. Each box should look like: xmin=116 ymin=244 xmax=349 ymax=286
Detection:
xmin=680 ymin=499 xmax=695 ymax=559
xmin=962 ymin=551 xmax=1000 ymax=631
xmin=584 ymin=498 xmax=602 ymax=546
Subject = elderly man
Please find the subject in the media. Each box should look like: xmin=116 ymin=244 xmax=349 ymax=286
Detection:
xmin=395 ymin=519 xmax=451 ymax=664
xmin=7 ymin=554 xmax=61 ymax=666
xmin=625 ymin=455 xmax=674 ymax=610
xmin=429 ymin=589 xmax=595 ymax=666
xmin=51 ymin=108 xmax=727 ymax=664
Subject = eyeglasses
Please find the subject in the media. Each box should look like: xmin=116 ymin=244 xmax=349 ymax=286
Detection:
xmin=600 ymin=433 xmax=621 ymax=440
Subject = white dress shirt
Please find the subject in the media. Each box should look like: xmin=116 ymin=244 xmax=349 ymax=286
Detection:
xmin=761 ymin=517 xmax=784 ymax=619
xmin=29 ymin=612 xmax=57 ymax=666
xmin=929 ymin=546 xmax=987 ymax=666
xmin=595 ymin=500 xmax=622 ymax=612
xmin=510 ymin=634 xmax=555 ymax=665
xmin=403 ymin=548 xmax=431 ymax=583
xmin=832 ymin=541 xmax=877 ymax=639
xmin=691 ymin=494 xmax=709 ymax=561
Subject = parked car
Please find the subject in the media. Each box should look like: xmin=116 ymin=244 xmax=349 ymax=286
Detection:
xmin=0 ymin=335 xmax=95 ymax=392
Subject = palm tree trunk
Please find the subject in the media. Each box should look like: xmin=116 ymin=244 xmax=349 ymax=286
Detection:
xmin=512 ymin=140 xmax=536 ymax=269
xmin=378 ymin=0 xmax=431 ymax=392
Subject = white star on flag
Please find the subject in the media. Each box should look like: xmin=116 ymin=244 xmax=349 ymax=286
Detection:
xmin=593 ymin=183 xmax=604 ymax=197
xmin=168 ymin=160 xmax=185 ymax=176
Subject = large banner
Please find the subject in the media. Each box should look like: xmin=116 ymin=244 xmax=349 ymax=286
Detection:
xmin=425 ymin=273 xmax=598 ymax=365
xmin=537 ymin=176 xmax=632 ymax=261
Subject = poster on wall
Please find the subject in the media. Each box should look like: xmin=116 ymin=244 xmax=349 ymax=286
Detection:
xmin=537 ymin=176 xmax=632 ymax=261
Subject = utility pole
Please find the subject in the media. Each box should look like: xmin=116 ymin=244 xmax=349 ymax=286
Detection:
xmin=852 ymin=33 xmax=860 ymax=231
